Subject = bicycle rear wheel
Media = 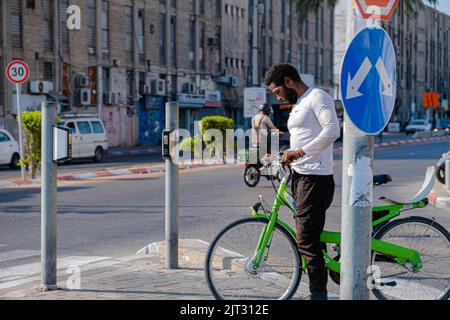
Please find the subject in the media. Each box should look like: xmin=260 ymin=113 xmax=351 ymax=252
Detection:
xmin=372 ymin=217 xmax=450 ymax=300
xmin=205 ymin=217 xmax=302 ymax=300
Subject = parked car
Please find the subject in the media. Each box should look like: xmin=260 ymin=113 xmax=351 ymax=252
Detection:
xmin=60 ymin=117 xmax=108 ymax=162
xmin=437 ymin=119 xmax=450 ymax=131
xmin=404 ymin=119 xmax=432 ymax=135
xmin=0 ymin=129 xmax=20 ymax=168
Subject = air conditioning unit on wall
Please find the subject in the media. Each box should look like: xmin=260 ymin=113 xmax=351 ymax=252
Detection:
xmin=143 ymin=85 xmax=152 ymax=96
xmin=182 ymin=82 xmax=196 ymax=94
xmin=230 ymin=76 xmax=239 ymax=87
xmin=151 ymin=79 xmax=166 ymax=96
xmin=76 ymin=88 xmax=91 ymax=106
xmin=75 ymin=75 xmax=90 ymax=88
xmin=29 ymin=81 xmax=54 ymax=94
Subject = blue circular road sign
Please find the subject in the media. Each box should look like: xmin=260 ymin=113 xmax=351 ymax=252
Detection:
xmin=340 ymin=27 xmax=396 ymax=135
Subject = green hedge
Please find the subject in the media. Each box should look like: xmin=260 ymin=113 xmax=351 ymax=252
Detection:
xmin=19 ymin=111 xmax=59 ymax=179
xmin=179 ymin=116 xmax=235 ymax=154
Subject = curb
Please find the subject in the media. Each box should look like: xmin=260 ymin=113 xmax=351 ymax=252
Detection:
xmin=428 ymin=190 xmax=450 ymax=210
xmin=137 ymin=239 xmax=210 ymax=267
xmin=333 ymin=135 xmax=449 ymax=152
xmin=0 ymin=161 xmax=244 ymax=188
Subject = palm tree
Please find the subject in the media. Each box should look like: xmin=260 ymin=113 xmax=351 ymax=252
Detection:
xmin=294 ymin=0 xmax=438 ymax=20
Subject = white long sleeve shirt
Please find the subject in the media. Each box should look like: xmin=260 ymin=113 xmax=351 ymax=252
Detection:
xmin=288 ymin=87 xmax=340 ymax=175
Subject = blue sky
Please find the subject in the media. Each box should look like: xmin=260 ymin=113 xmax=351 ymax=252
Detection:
xmin=432 ymin=1 xmax=450 ymax=15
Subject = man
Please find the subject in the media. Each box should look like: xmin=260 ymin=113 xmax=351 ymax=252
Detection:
xmin=265 ymin=63 xmax=340 ymax=300
xmin=251 ymin=104 xmax=279 ymax=158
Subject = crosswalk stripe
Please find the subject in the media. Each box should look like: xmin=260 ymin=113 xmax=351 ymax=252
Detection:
xmin=0 ymin=250 xmax=40 ymax=263
xmin=0 ymin=256 xmax=110 ymax=290
xmin=0 ymin=255 xmax=143 ymax=291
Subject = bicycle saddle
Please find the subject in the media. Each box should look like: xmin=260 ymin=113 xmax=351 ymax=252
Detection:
xmin=373 ymin=174 xmax=392 ymax=186
xmin=379 ymin=166 xmax=436 ymax=205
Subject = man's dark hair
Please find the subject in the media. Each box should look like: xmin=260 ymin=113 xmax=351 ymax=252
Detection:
xmin=264 ymin=63 xmax=302 ymax=86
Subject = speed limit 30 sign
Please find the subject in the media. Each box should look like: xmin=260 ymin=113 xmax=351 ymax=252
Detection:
xmin=6 ymin=60 xmax=30 ymax=84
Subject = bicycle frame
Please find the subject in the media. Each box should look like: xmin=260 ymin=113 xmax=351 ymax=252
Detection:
xmin=249 ymin=178 xmax=426 ymax=274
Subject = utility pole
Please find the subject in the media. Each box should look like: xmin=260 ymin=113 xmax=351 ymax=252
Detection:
xmin=41 ymin=102 xmax=58 ymax=290
xmin=165 ymin=102 xmax=179 ymax=269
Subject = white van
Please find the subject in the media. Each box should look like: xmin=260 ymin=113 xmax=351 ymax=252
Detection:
xmin=60 ymin=117 xmax=108 ymax=162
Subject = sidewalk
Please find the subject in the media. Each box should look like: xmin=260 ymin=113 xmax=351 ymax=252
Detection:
xmin=0 ymin=240 xmax=335 ymax=300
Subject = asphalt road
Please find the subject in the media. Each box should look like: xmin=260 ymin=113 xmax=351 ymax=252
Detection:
xmin=0 ymin=140 xmax=450 ymax=272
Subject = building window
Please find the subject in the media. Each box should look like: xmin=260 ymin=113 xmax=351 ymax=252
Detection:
xmin=87 ymin=0 xmax=97 ymax=55
xmin=297 ymin=44 xmax=303 ymax=73
xmin=126 ymin=70 xmax=134 ymax=98
xmin=43 ymin=62 xmax=54 ymax=82
xmin=60 ymin=0 xmax=69 ymax=53
xmin=101 ymin=1 xmax=110 ymax=57
xmin=200 ymin=22 xmax=205 ymax=71
xmin=216 ymin=0 xmax=221 ymax=18
xmin=42 ymin=0 xmax=54 ymax=52
xmin=26 ymin=0 xmax=35 ymax=9
xmin=124 ymin=6 xmax=133 ymax=63
xmin=304 ymin=45 xmax=308 ymax=72
xmin=189 ymin=20 xmax=195 ymax=70
xmin=159 ymin=14 xmax=166 ymax=66
xmin=170 ymin=15 xmax=177 ymax=68
xmin=287 ymin=41 xmax=291 ymax=63
xmin=137 ymin=10 xmax=145 ymax=63
xmin=103 ymin=68 xmax=110 ymax=93
xmin=267 ymin=0 xmax=272 ymax=30
xmin=199 ymin=0 xmax=205 ymax=15
xmin=87 ymin=0 xmax=96 ymax=54
xmin=10 ymin=0 xmax=23 ymax=49
xmin=215 ymin=25 xmax=221 ymax=73
xmin=188 ymin=0 xmax=194 ymax=12
xmin=268 ymin=36 xmax=273 ymax=66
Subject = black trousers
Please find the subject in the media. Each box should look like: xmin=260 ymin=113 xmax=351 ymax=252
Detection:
xmin=291 ymin=172 xmax=335 ymax=294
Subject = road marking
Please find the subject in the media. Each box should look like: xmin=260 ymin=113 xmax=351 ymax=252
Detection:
xmin=0 ymin=250 xmax=40 ymax=263
xmin=0 ymin=255 xmax=142 ymax=291
xmin=0 ymin=256 xmax=110 ymax=290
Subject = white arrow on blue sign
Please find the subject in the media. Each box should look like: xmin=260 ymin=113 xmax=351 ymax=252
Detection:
xmin=340 ymin=27 xmax=396 ymax=135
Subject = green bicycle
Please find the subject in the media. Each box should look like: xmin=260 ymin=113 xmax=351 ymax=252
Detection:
xmin=205 ymin=165 xmax=450 ymax=300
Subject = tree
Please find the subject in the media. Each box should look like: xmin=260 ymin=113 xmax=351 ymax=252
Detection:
xmin=293 ymin=0 xmax=438 ymax=20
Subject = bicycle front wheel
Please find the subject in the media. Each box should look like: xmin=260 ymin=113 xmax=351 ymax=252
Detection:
xmin=205 ymin=217 xmax=302 ymax=300
xmin=372 ymin=217 xmax=450 ymax=300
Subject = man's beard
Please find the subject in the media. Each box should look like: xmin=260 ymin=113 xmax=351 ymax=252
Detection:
xmin=285 ymin=87 xmax=299 ymax=104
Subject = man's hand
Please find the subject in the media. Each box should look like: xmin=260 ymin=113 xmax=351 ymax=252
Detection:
xmin=282 ymin=149 xmax=305 ymax=166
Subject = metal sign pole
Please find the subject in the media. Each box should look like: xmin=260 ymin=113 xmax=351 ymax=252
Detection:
xmin=340 ymin=117 xmax=374 ymax=300
xmin=16 ymin=84 xmax=26 ymax=180
xmin=165 ymin=102 xmax=179 ymax=269
xmin=41 ymin=102 xmax=58 ymax=290
xmin=340 ymin=1 xmax=397 ymax=300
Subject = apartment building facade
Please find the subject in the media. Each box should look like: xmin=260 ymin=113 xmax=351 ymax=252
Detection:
xmin=255 ymin=0 xmax=335 ymax=96
xmin=334 ymin=0 xmax=450 ymax=127
xmin=1 ymin=0 xmax=334 ymax=147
